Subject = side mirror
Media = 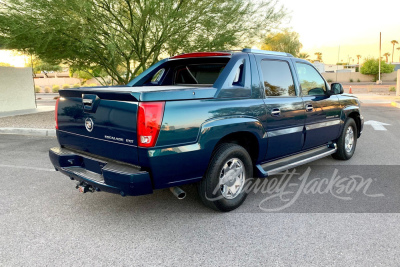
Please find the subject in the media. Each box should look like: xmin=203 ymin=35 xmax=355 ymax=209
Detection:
xmin=331 ymin=83 xmax=344 ymax=94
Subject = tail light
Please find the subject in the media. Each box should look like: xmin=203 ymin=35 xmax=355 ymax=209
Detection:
xmin=55 ymin=97 xmax=60 ymax=129
xmin=137 ymin=102 xmax=165 ymax=147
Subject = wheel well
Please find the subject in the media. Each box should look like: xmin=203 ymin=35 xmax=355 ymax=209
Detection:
xmin=348 ymin=112 xmax=361 ymax=137
xmin=214 ymin=132 xmax=259 ymax=163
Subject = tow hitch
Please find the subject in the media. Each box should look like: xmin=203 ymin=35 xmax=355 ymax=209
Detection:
xmin=75 ymin=181 xmax=95 ymax=193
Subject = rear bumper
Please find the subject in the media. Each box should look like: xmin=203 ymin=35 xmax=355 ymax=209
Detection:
xmin=49 ymin=147 xmax=153 ymax=196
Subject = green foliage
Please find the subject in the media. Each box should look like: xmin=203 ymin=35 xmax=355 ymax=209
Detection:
xmin=360 ymin=58 xmax=395 ymax=79
xmin=350 ymin=79 xmax=353 ymax=82
xmin=389 ymin=86 xmax=396 ymax=92
xmin=62 ymin=84 xmax=70 ymax=89
xmin=25 ymin=58 xmax=62 ymax=73
xmin=357 ymin=79 xmax=361 ymax=82
xmin=0 ymin=62 xmax=12 ymax=67
xmin=262 ymin=30 xmax=302 ymax=57
xmin=52 ymin=85 xmax=60 ymax=93
xmin=34 ymin=86 xmax=41 ymax=93
xmin=44 ymin=86 xmax=51 ymax=93
xmin=71 ymin=84 xmax=80 ymax=88
xmin=327 ymin=79 xmax=333 ymax=82
xmin=0 ymin=0 xmax=287 ymax=85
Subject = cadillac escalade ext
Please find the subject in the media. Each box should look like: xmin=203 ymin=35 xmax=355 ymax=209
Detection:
xmin=49 ymin=48 xmax=364 ymax=211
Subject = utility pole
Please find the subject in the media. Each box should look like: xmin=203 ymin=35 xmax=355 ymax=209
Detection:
xmin=377 ymin=32 xmax=382 ymax=84
xmin=336 ymin=45 xmax=340 ymax=82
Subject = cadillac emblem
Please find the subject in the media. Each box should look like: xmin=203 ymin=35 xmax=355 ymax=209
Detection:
xmin=85 ymin=118 xmax=94 ymax=132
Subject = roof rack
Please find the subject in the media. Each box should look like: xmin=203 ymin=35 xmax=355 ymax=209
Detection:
xmin=242 ymin=48 xmax=293 ymax=57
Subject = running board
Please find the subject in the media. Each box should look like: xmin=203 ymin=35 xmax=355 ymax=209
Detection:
xmin=256 ymin=144 xmax=337 ymax=177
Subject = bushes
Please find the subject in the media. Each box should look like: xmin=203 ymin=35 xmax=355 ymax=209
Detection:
xmin=389 ymin=86 xmax=396 ymax=92
xmin=82 ymin=83 xmax=98 ymax=87
xmin=327 ymin=79 xmax=333 ymax=82
xmin=349 ymin=78 xmax=353 ymax=82
xmin=34 ymin=86 xmax=41 ymax=93
xmin=52 ymin=85 xmax=60 ymax=93
xmin=357 ymin=79 xmax=361 ymax=82
xmin=62 ymin=84 xmax=70 ymax=89
xmin=44 ymin=86 xmax=51 ymax=93
xmin=71 ymin=83 xmax=80 ymax=88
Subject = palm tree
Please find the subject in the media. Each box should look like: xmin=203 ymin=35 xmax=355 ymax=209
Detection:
xmin=356 ymin=55 xmax=361 ymax=64
xmin=298 ymin=53 xmax=309 ymax=59
xmin=314 ymin=52 xmax=322 ymax=62
xmin=383 ymin=52 xmax=390 ymax=63
xmin=391 ymin=40 xmax=398 ymax=63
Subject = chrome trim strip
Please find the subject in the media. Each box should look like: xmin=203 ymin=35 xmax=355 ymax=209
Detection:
xmin=267 ymin=145 xmax=337 ymax=176
xmin=305 ymin=120 xmax=340 ymax=130
xmin=268 ymin=126 xmax=303 ymax=137
xmin=58 ymin=130 xmax=137 ymax=147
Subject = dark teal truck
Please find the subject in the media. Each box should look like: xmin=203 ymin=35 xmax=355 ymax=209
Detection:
xmin=49 ymin=48 xmax=364 ymax=211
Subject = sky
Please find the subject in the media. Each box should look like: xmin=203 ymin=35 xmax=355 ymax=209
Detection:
xmin=1 ymin=0 xmax=399 ymax=66
xmin=280 ymin=0 xmax=400 ymax=64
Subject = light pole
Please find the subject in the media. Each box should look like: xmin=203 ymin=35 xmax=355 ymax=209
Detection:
xmin=377 ymin=32 xmax=382 ymax=84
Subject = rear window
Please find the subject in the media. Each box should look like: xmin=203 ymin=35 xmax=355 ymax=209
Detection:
xmin=140 ymin=57 xmax=230 ymax=87
xmin=174 ymin=63 xmax=226 ymax=85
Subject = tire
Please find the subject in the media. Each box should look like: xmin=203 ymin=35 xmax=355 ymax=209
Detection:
xmin=332 ymin=118 xmax=357 ymax=160
xmin=198 ymin=143 xmax=253 ymax=212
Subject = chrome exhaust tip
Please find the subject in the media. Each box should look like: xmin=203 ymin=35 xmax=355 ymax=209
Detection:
xmin=170 ymin=186 xmax=186 ymax=200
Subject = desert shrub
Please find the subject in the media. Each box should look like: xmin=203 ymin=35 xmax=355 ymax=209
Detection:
xmin=52 ymin=84 xmax=60 ymax=93
xmin=349 ymin=79 xmax=353 ymax=82
xmin=34 ymin=86 xmax=41 ymax=93
xmin=327 ymin=79 xmax=333 ymax=82
xmin=89 ymin=83 xmax=97 ymax=87
xmin=357 ymin=79 xmax=360 ymax=82
xmin=44 ymin=86 xmax=51 ymax=93
xmin=389 ymin=86 xmax=396 ymax=92
xmin=71 ymin=83 xmax=80 ymax=88
xmin=62 ymin=84 xmax=70 ymax=89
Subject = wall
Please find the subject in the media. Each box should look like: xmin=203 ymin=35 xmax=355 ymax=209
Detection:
xmin=0 ymin=67 xmax=36 ymax=112
xmin=322 ymin=72 xmax=397 ymax=83
xmin=34 ymin=77 xmax=81 ymax=88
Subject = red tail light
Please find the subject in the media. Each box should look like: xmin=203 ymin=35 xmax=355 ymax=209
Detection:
xmin=55 ymin=97 xmax=60 ymax=129
xmin=137 ymin=102 xmax=165 ymax=147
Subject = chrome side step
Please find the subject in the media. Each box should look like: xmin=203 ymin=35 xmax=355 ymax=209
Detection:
xmin=256 ymin=144 xmax=337 ymax=177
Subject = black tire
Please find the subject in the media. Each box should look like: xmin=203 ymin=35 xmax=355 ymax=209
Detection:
xmin=198 ymin=143 xmax=253 ymax=212
xmin=332 ymin=118 xmax=357 ymax=160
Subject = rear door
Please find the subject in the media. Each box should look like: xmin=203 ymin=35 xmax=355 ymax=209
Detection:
xmin=256 ymin=55 xmax=306 ymax=160
xmin=292 ymin=61 xmax=342 ymax=149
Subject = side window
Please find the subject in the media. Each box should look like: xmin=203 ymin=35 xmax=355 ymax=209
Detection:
xmin=295 ymin=63 xmax=326 ymax=95
xmin=260 ymin=60 xmax=296 ymax=97
xmin=151 ymin=68 xmax=165 ymax=83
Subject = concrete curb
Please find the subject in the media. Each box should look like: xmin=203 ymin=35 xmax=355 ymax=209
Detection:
xmin=0 ymin=128 xmax=56 ymax=137
xmin=391 ymin=102 xmax=400 ymax=109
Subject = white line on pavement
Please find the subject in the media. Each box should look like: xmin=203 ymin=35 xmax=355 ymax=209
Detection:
xmin=0 ymin=164 xmax=56 ymax=172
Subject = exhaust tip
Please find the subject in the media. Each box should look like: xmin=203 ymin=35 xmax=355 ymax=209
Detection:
xmin=170 ymin=187 xmax=186 ymax=200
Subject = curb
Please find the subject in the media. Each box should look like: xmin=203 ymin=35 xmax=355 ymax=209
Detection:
xmin=0 ymin=128 xmax=56 ymax=137
xmin=391 ymin=102 xmax=400 ymax=109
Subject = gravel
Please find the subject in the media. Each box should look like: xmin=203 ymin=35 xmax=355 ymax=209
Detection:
xmin=0 ymin=111 xmax=54 ymax=129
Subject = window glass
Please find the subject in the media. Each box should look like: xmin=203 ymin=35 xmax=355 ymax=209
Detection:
xmin=260 ymin=60 xmax=296 ymax=97
xmin=174 ymin=63 xmax=226 ymax=85
xmin=232 ymin=63 xmax=244 ymax=86
xmin=295 ymin=63 xmax=326 ymax=95
xmin=151 ymin=68 xmax=165 ymax=83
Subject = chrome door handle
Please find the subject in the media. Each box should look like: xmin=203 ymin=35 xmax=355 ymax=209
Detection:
xmin=305 ymin=104 xmax=313 ymax=112
xmin=271 ymin=108 xmax=281 ymax=116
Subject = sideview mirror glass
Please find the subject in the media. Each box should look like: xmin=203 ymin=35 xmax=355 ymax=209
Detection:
xmin=331 ymin=83 xmax=344 ymax=94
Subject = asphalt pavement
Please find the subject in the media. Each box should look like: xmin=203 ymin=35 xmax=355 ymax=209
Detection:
xmin=1 ymin=103 xmax=400 ymax=266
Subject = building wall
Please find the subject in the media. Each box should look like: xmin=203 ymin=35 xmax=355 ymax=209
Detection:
xmin=0 ymin=67 xmax=36 ymax=112
xmin=34 ymin=77 xmax=82 ymax=88
xmin=322 ymin=72 xmax=397 ymax=82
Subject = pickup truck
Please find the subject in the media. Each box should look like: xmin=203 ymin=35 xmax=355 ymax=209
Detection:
xmin=49 ymin=48 xmax=364 ymax=212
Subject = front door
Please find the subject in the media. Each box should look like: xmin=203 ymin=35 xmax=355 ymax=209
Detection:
xmin=257 ymin=56 xmax=306 ymax=160
xmin=293 ymin=61 xmax=342 ymax=149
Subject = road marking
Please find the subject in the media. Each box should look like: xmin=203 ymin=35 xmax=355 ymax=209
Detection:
xmin=364 ymin=120 xmax=391 ymax=131
xmin=0 ymin=164 xmax=56 ymax=172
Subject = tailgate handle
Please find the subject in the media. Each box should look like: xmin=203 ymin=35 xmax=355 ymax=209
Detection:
xmin=82 ymin=94 xmax=100 ymax=113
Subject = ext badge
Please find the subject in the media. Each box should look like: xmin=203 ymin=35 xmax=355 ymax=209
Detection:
xmin=85 ymin=118 xmax=94 ymax=132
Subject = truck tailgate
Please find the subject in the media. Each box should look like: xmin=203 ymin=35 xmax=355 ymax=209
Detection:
xmin=57 ymin=89 xmax=140 ymax=165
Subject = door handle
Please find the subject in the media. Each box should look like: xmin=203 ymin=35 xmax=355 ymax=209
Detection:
xmin=271 ymin=108 xmax=281 ymax=116
xmin=305 ymin=104 xmax=313 ymax=112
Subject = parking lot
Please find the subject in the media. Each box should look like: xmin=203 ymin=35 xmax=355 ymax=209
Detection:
xmin=1 ymin=102 xmax=400 ymax=265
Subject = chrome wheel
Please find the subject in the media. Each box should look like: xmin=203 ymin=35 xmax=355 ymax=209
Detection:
xmin=344 ymin=126 xmax=355 ymax=153
xmin=219 ymin=158 xmax=245 ymax=199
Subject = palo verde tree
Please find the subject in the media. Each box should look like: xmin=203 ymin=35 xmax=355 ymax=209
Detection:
xmin=261 ymin=30 xmax=302 ymax=57
xmin=360 ymin=57 xmax=394 ymax=80
xmin=0 ymin=0 xmax=287 ymax=84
